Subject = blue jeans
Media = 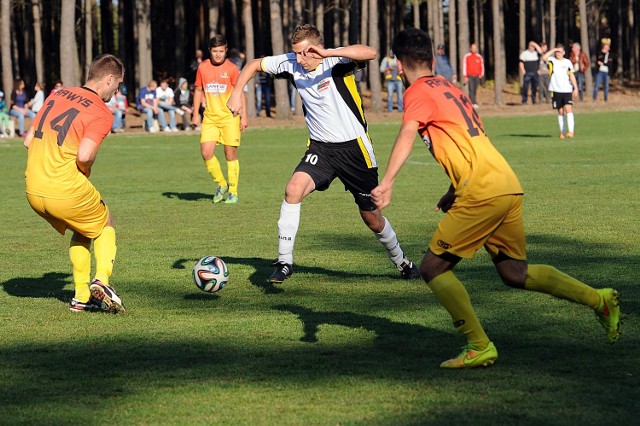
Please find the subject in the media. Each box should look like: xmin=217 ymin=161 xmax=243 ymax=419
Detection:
xmin=521 ymin=72 xmax=538 ymax=104
xmin=139 ymin=107 xmax=167 ymax=131
xmin=256 ymin=84 xmax=272 ymax=117
xmin=112 ymin=109 xmax=124 ymax=130
xmin=575 ymin=71 xmax=585 ymax=101
xmin=9 ymin=108 xmax=36 ymax=134
xmin=159 ymin=102 xmax=178 ymax=129
xmin=385 ymin=79 xmax=403 ymax=112
xmin=593 ymin=71 xmax=609 ymax=101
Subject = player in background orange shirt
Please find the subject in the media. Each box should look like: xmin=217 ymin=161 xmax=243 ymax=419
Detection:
xmin=23 ymin=54 xmax=126 ymax=314
xmin=372 ymin=29 xmax=621 ymax=369
xmin=192 ymin=35 xmax=248 ymax=204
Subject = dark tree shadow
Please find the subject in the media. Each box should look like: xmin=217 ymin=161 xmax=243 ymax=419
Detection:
xmin=506 ymin=134 xmax=552 ymax=138
xmin=162 ymin=191 xmax=212 ymax=201
xmin=274 ymin=304 xmax=452 ymax=352
xmin=0 ymin=272 xmax=72 ymax=303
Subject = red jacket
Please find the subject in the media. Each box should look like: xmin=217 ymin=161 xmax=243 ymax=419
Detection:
xmin=463 ymin=52 xmax=484 ymax=78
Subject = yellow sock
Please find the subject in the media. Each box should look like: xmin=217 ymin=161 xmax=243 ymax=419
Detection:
xmin=205 ymin=157 xmax=227 ymax=188
xmin=69 ymin=239 xmax=91 ymax=302
xmin=94 ymin=226 xmax=117 ymax=286
xmin=428 ymin=271 xmax=490 ymax=349
xmin=525 ymin=264 xmax=600 ymax=309
xmin=227 ymin=159 xmax=239 ymax=195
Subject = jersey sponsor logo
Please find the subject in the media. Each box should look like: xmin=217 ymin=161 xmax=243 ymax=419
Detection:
xmin=221 ymin=71 xmax=230 ymax=79
xmin=206 ymin=83 xmax=228 ymax=94
xmin=54 ymin=89 xmax=94 ymax=108
xmin=437 ymin=239 xmax=452 ymax=250
xmin=317 ymin=79 xmax=331 ymax=92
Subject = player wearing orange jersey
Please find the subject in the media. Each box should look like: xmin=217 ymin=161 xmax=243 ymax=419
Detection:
xmin=23 ymin=54 xmax=126 ymax=314
xmin=192 ymin=35 xmax=248 ymax=204
xmin=372 ymin=29 xmax=621 ymax=369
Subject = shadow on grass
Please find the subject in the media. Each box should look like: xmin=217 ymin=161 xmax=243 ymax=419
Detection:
xmin=162 ymin=191 xmax=211 ymax=201
xmin=505 ymin=133 xmax=552 ymax=138
xmin=172 ymin=256 xmax=382 ymax=295
xmin=275 ymin=303 xmax=438 ymax=347
xmin=0 ymin=272 xmax=72 ymax=303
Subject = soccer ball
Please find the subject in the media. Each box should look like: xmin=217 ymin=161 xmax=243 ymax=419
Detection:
xmin=192 ymin=256 xmax=229 ymax=293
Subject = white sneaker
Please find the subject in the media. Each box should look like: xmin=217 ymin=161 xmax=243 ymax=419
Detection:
xmin=176 ymin=109 xmax=185 ymax=116
xmin=171 ymin=127 xmax=179 ymax=132
xmin=163 ymin=127 xmax=172 ymax=132
xmin=148 ymin=127 xmax=158 ymax=133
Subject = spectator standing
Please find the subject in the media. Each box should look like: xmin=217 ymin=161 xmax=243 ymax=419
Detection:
xmin=9 ymin=79 xmax=36 ymax=137
xmin=136 ymin=80 xmax=170 ymax=132
xmin=28 ymin=82 xmax=45 ymax=113
xmin=463 ymin=43 xmax=484 ymax=108
xmin=256 ymin=71 xmax=272 ymax=117
xmin=593 ymin=38 xmax=613 ymax=102
xmin=49 ymin=81 xmax=63 ymax=96
xmin=380 ymin=51 xmax=404 ymax=112
xmin=175 ymin=78 xmax=194 ymax=130
xmin=519 ymin=41 xmax=542 ymax=104
xmin=543 ymin=44 xmax=578 ymax=139
xmin=190 ymin=50 xmax=204 ymax=82
xmin=0 ymin=91 xmax=11 ymax=137
xmin=569 ymin=42 xmax=590 ymax=102
xmin=435 ymin=44 xmax=457 ymax=83
xmin=156 ymin=78 xmax=183 ymax=132
xmin=538 ymin=42 xmax=551 ymax=104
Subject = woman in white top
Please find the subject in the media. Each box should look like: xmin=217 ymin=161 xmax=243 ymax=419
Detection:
xmin=29 ymin=82 xmax=45 ymax=113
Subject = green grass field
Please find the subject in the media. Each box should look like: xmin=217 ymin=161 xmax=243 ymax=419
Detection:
xmin=1 ymin=111 xmax=638 ymax=425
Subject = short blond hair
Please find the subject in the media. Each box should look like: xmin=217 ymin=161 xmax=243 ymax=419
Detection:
xmin=291 ymin=24 xmax=323 ymax=46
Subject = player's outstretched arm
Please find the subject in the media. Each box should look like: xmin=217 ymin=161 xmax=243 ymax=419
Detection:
xmin=371 ymin=120 xmax=419 ymax=210
xmin=307 ymin=44 xmax=376 ymax=62
xmin=228 ymin=59 xmax=262 ymax=116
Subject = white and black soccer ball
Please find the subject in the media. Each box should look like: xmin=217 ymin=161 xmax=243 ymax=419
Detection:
xmin=192 ymin=256 xmax=229 ymax=293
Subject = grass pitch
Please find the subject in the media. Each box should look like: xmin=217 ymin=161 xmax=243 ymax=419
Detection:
xmin=0 ymin=111 xmax=638 ymax=425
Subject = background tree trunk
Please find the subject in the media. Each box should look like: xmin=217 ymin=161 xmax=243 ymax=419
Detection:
xmin=32 ymin=0 xmax=44 ymax=85
xmin=492 ymin=0 xmax=505 ymax=104
xmin=209 ymin=0 xmax=219 ymax=38
xmin=518 ymin=0 xmax=525 ymax=86
xmin=412 ymin=0 xmax=419 ymax=28
xmin=175 ymin=1 xmax=186 ymax=80
xmin=60 ymin=0 xmax=79 ymax=86
xmin=242 ymin=0 xmax=256 ymax=118
xmin=1 ymin=0 xmax=12 ymax=96
xmin=136 ymin=0 xmax=153 ymax=86
xmin=368 ymin=0 xmax=382 ymax=113
xmin=550 ymin=0 xmax=556 ymax=48
xmin=578 ymin=0 xmax=593 ymax=95
xmin=270 ymin=0 xmax=291 ymax=120
xmin=84 ymin=0 xmax=93 ymax=81
xmin=457 ymin=0 xmax=469 ymax=90
xmin=448 ymin=0 xmax=457 ymax=82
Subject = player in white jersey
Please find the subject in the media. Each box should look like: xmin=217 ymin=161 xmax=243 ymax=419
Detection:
xmin=228 ymin=24 xmax=420 ymax=283
xmin=542 ymin=44 xmax=578 ymax=139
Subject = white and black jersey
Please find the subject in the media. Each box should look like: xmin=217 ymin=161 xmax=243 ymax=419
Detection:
xmin=261 ymin=51 xmax=370 ymax=145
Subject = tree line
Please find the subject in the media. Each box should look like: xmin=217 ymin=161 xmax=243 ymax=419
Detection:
xmin=1 ymin=0 xmax=638 ymax=118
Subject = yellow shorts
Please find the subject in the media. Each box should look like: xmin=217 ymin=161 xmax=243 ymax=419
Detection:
xmin=429 ymin=194 xmax=527 ymax=261
xmin=27 ymin=187 xmax=109 ymax=239
xmin=200 ymin=118 xmax=241 ymax=146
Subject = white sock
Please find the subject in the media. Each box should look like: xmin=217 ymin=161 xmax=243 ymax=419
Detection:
xmin=374 ymin=217 xmax=405 ymax=267
xmin=567 ymin=113 xmax=574 ymax=133
xmin=557 ymin=115 xmax=565 ymax=134
xmin=277 ymin=200 xmax=300 ymax=265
